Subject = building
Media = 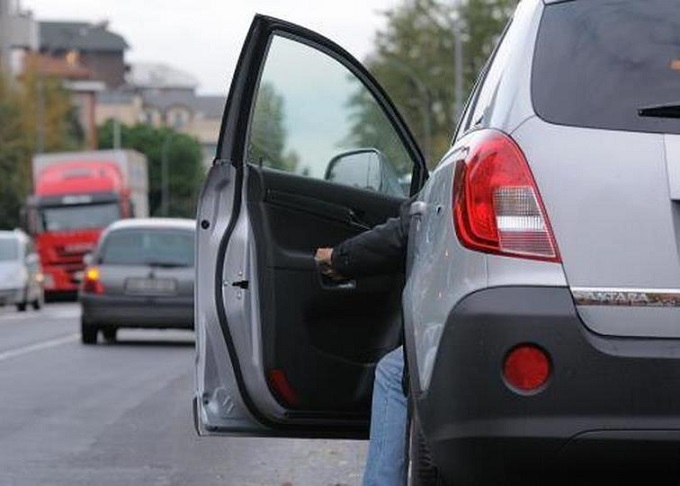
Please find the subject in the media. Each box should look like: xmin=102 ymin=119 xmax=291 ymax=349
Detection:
xmin=96 ymin=62 xmax=225 ymax=167
xmin=38 ymin=20 xmax=128 ymax=89
xmin=0 ymin=0 xmax=39 ymax=76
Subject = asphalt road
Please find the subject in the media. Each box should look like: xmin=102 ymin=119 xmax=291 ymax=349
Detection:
xmin=0 ymin=303 xmax=367 ymax=486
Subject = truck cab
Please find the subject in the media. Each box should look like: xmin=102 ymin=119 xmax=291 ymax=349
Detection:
xmin=27 ymin=151 xmax=148 ymax=297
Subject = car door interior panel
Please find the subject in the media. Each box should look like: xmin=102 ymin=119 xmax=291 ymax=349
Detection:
xmin=247 ymin=165 xmax=405 ymax=412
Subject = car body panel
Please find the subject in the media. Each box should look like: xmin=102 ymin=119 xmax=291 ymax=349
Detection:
xmin=515 ymin=118 xmax=680 ymax=337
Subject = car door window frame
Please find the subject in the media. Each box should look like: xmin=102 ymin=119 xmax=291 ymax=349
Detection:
xmin=216 ymin=18 xmax=427 ymax=195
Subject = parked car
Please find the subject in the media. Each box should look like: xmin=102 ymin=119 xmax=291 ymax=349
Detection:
xmin=0 ymin=229 xmax=43 ymax=312
xmin=79 ymin=218 xmax=195 ymax=344
xmin=194 ymin=2 xmax=680 ymax=484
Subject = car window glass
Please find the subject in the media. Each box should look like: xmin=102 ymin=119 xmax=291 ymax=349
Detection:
xmin=247 ymin=34 xmax=414 ymax=197
xmin=99 ymin=229 xmax=195 ymax=267
xmin=533 ymin=0 xmax=680 ymax=134
xmin=38 ymin=203 xmax=121 ymax=233
xmin=0 ymin=238 xmax=18 ymax=261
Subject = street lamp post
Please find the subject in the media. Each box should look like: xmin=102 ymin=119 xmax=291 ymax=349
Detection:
xmin=161 ymin=133 xmax=170 ymax=216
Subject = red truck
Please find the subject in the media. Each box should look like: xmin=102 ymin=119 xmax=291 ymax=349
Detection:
xmin=26 ymin=150 xmax=148 ymax=297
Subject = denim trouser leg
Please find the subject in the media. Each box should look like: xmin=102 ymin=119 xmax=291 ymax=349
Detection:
xmin=362 ymin=346 xmax=407 ymax=486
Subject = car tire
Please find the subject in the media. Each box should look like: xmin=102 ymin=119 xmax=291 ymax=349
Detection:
xmin=16 ymin=302 xmax=27 ymax=312
xmin=408 ymin=408 xmax=445 ymax=486
xmin=102 ymin=328 xmax=117 ymax=343
xmin=81 ymin=318 xmax=98 ymax=345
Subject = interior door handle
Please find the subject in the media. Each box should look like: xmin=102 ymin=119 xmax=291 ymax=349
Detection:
xmin=320 ymin=274 xmax=357 ymax=290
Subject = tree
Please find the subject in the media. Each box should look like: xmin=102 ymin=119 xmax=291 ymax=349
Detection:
xmin=250 ymin=82 xmax=298 ymax=172
xmin=18 ymin=59 xmax=84 ymax=153
xmin=0 ymin=74 xmax=32 ymax=229
xmin=351 ymin=0 xmax=518 ymax=167
xmin=97 ymin=121 xmax=205 ymax=218
xmin=0 ymin=65 xmax=82 ymax=229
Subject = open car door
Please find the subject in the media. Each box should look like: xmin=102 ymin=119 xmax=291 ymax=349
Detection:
xmin=194 ymin=15 xmax=426 ymax=437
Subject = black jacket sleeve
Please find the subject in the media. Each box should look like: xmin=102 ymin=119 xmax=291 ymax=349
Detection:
xmin=330 ymin=198 xmax=412 ymax=278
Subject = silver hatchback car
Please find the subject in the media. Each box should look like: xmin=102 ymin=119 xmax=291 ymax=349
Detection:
xmin=79 ymin=218 xmax=195 ymax=344
xmin=195 ymin=1 xmax=680 ymax=484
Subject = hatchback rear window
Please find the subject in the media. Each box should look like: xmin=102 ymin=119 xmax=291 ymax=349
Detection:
xmin=99 ymin=229 xmax=194 ymax=267
xmin=532 ymin=0 xmax=680 ymax=134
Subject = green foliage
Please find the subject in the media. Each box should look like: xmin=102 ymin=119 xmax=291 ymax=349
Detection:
xmin=354 ymin=0 xmax=518 ymax=167
xmin=0 ymin=75 xmax=32 ymax=230
xmin=98 ymin=121 xmax=205 ymax=218
xmin=250 ymin=82 xmax=298 ymax=172
xmin=344 ymin=86 xmax=414 ymax=178
xmin=0 ymin=66 xmax=83 ymax=229
xmin=19 ymin=62 xmax=84 ymax=152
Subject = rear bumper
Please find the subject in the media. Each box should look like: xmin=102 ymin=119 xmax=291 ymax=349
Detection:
xmin=80 ymin=293 xmax=194 ymax=329
xmin=411 ymin=287 xmax=680 ymax=484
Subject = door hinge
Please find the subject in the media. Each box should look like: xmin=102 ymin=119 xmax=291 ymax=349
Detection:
xmin=232 ymin=280 xmax=249 ymax=290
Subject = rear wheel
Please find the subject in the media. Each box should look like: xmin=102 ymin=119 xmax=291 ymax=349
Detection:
xmin=16 ymin=302 xmax=27 ymax=312
xmin=81 ymin=318 xmax=98 ymax=345
xmin=102 ymin=328 xmax=118 ymax=343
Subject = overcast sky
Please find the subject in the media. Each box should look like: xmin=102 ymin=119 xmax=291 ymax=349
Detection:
xmin=21 ymin=0 xmax=400 ymax=94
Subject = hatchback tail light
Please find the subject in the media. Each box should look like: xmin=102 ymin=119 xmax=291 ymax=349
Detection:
xmin=453 ymin=130 xmax=560 ymax=262
xmin=82 ymin=266 xmax=104 ymax=294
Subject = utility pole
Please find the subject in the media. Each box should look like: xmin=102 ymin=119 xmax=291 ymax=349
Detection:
xmin=161 ymin=134 xmax=170 ymax=216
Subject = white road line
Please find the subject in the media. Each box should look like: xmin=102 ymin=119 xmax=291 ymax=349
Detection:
xmin=0 ymin=334 xmax=80 ymax=362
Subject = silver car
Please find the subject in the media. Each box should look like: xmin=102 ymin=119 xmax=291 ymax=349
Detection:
xmin=79 ymin=218 xmax=195 ymax=345
xmin=194 ymin=3 xmax=680 ymax=484
xmin=0 ymin=229 xmax=43 ymax=312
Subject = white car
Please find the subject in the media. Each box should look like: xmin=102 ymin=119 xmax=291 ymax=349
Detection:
xmin=0 ymin=229 xmax=44 ymax=312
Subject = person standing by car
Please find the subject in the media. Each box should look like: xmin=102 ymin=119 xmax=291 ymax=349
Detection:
xmin=315 ymin=197 xmax=412 ymax=486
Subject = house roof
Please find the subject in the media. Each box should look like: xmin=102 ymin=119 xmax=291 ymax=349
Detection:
xmin=127 ymin=62 xmax=198 ymax=90
xmin=192 ymin=96 xmax=226 ymax=119
xmin=39 ymin=21 xmax=128 ymax=52
xmin=141 ymin=90 xmax=197 ymax=112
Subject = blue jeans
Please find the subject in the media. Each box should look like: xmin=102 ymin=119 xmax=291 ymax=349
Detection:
xmin=362 ymin=346 xmax=407 ymax=486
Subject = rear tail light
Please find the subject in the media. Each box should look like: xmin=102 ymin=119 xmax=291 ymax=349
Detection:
xmin=453 ymin=130 xmax=560 ymax=262
xmin=82 ymin=266 xmax=104 ymax=294
xmin=503 ymin=344 xmax=551 ymax=393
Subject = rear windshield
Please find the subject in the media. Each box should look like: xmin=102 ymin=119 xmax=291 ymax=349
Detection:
xmin=532 ymin=0 xmax=680 ymax=134
xmin=0 ymin=238 xmax=18 ymax=261
xmin=99 ymin=229 xmax=194 ymax=267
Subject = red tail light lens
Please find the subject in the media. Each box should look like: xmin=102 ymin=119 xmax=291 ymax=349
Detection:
xmin=453 ymin=130 xmax=560 ymax=262
xmin=267 ymin=369 xmax=299 ymax=407
xmin=82 ymin=266 xmax=104 ymax=294
xmin=503 ymin=344 xmax=551 ymax=393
